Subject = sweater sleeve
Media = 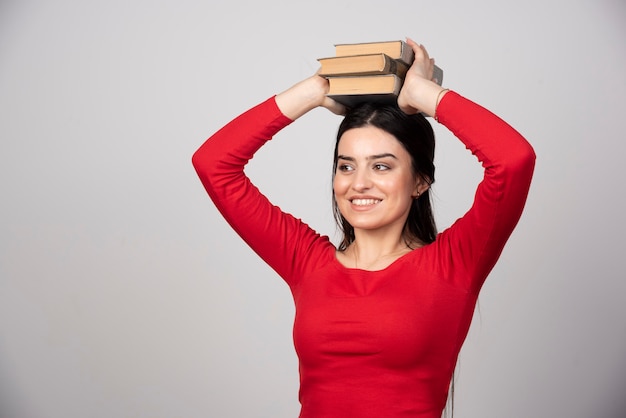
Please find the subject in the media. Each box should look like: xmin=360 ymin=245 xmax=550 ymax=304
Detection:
xmin=432 ymin=91 xmax=536 ymax=293
xmin=191 ymin=97 xmax=334 ymax=287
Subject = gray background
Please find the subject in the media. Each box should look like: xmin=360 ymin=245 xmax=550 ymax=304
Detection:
xmin=1 ymin=0 xmax=625 ymax=417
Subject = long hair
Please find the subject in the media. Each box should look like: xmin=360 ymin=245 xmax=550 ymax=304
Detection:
xmin=332 ymin=102 xmax=437 ymax=250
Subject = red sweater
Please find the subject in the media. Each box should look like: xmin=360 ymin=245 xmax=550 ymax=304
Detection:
xmin=192 ymin=91 xmax=535 ymax=417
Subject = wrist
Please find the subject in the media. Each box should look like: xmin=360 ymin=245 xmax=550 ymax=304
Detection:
xmin=434 ymin=88 xmax=450 ymax=121
xmin=417 ymin=81 xmax=448 ymax=117
xmin=276 ymin=75 xmax=327 ymax=120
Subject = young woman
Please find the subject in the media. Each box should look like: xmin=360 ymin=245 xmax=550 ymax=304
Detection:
xmin=192 ymin=39 xmax=535 ymax=418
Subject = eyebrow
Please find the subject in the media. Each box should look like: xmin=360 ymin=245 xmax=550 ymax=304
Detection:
xmin=337 ymin=153 xmax=398 ymax=161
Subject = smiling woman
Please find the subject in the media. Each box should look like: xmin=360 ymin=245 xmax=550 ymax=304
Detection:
xmin=192 ymin=39 xmax=535 ymax=418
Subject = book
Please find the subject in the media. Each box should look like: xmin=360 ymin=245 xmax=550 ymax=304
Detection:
xmin=334 ymin=40 xmax=415 ymax=65
xmin=317 ymin=53 xmax=409 ymax=78
xmin=326 ymin=74 xmax=403 ymax=107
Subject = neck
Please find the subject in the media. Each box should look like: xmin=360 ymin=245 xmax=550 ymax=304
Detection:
xmin=347 ymin=229 xmax=415 ymax=270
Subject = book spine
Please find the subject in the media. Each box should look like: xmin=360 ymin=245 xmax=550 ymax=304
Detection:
xmin=382 ymin=54 xmax=394 ymax=73
xmin=399 ymin=41 xmax=415 ymax=66
xmin=392 ymin=74 xmax=403 ymax=94
xmin=392 ymin=59 xmax=409 ymax=78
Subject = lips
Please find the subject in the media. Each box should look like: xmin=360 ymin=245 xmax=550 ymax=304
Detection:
xmin=350 ymin=198 xmax=381 ymax=206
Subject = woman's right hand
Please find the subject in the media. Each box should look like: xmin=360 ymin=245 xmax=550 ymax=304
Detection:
xmin=276 ymin=74 xmax=346 ymax=120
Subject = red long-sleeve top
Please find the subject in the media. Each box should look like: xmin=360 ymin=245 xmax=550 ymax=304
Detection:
xmin=192 ymin=91 xmax=535 ymax=417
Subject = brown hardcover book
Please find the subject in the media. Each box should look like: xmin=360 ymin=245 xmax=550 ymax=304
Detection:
xmin=327 ymin=74 xmax=403 ymax=107
xmin=317 ymin=53 xmax=409 ymax=78
xmin=334 ymin=40 xmax=415 ymax=65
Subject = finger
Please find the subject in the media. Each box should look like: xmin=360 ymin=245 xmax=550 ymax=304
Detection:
xmin=405 ymin=37 xmax=420 ymax=50
xmin=405 ymin=38 xmax=424 ymax=61
xmin=417 ymin=43 xmax=430 ymax=62
xmin=398 ymin=102 xmax=419 ymax=115
xmin=323 ymin=97 xmax=347 ymax=115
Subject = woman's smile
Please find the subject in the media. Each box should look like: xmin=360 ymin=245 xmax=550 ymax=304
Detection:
xmin=350 ymin=197 xmax=382 ymax=207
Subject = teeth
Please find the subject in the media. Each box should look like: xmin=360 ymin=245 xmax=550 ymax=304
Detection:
xmin=351 ymin=199 xmax=380 ymax=206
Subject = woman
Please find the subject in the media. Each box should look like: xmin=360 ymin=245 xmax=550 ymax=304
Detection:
xmin=192 ymin=39 xmax=535 ymax=418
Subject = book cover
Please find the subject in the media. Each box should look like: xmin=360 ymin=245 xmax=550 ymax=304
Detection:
xmin=431 ymin=64 xmax=444 ymax=85
xmin=317 ymin=53 xmax=409 ymax=78
xmin=327 ymin=93 xmax=402 ymax=108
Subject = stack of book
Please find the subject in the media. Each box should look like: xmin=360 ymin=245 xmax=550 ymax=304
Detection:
xmin=317 ymin=40 xmax=443 ymax=108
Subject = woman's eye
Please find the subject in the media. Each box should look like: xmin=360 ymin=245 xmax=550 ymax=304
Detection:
xmin=374 ymin=163 xmax=390 ymax=171
xmin=338 ymin=164 xmax=354 ymax=172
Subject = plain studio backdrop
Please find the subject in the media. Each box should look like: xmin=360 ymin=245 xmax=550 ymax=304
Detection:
xmin=1 ymin=1 xmax=625 ymax=417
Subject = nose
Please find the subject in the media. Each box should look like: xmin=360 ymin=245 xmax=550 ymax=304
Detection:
xmin=352 ymin=169 xmax=372 ymax=192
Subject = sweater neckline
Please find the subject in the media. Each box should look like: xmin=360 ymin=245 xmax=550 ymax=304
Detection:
xmin=332 ymin=246 xmax=422 ymax=274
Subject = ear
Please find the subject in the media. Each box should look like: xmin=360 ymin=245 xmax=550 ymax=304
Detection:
xmin=411 ymin=175 xmax=431 ymax=198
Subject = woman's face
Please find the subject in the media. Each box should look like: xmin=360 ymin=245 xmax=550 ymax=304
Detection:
xmin=333 ymin=126 xmax=420 ymax=235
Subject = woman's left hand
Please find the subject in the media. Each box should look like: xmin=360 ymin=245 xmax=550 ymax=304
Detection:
xmin=397 ymin=38 xmax=447 ymax=117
